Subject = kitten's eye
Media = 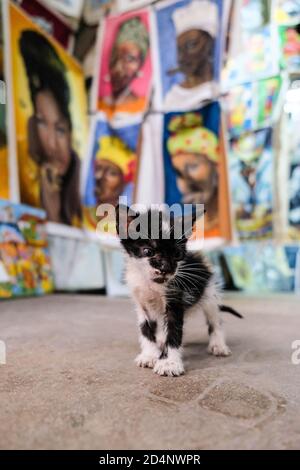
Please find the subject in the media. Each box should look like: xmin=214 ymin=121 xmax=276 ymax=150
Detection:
xmin=143 ymin=247 xmax=154 ymax=257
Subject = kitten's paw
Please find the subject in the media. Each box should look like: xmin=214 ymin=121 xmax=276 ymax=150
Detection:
xmin=135 ymin=353 xmax=158 ymax=369
xmin=153 ymin=358 xmax=184 ymax=377
xmin=207 ymin=341 xmax=231 ymax=357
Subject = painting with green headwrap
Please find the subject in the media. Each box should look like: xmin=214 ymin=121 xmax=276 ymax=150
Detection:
xmin=6 ymin=2 xmax=88 ymax=227
xmin=93 ymin=8 xmax=152 ymax=117
xmin=163 ymin=102 xmax=232 ymax=241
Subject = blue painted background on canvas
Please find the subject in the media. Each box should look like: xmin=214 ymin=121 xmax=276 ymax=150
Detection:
xmin=163 ymin=101 xmax=221 ymax=206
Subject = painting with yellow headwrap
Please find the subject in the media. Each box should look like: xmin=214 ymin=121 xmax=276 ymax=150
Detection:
xmin=93 ymin=8 xmax=152 ymax=116
xmin=164 ymin=102 xmax=231 ymax=240
xmin=83 ymin=112 xmax=140 ymax=232
xmin=6 ymin=2 xmax=88 ymax=226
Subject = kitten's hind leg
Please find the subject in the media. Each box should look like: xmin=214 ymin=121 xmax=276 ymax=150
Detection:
xmin=135 ymin=318 xmax=161 ymax=369
xmin=202 ymin=285 xmax=231 ymax=357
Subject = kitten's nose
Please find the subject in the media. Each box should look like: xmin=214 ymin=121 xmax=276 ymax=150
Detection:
xmin=160 ymin=262 xmax=169 ymax=274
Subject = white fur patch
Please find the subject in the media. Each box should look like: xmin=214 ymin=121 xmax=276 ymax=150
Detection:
xmin=153 ymin=348 xmax=184 ymax=377
xmin=201 ymin=278 xmax=231 ymax=357
xmin=135 ymin=334 xmax=161 ymax=369
xmin=125 ymin=255 xmax=166 ymax=322
xmin=207 ymin=330 xmax=232 ymax=357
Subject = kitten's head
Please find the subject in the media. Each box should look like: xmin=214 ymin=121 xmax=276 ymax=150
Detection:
xmin=116 ymin=205 xmax=199 ymax=284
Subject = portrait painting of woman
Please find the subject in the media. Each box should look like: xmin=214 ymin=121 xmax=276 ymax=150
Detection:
xmin=93 ymin=9 xmax=152 ymax=116
xmin=7 ymin=3 xmax=88 ymax=227
xmin=82 ymin=113 xmax=140 ymax=232
xmin=163 ymin=103 xmax=231 ymax=240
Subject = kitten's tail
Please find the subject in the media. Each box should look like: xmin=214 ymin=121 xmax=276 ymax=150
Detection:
xmin=219 ymin=304 xmax=243 ymax=319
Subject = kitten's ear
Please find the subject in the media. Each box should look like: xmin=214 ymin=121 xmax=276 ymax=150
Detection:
xmin=115 ymin=204 xmax=139 ymax=239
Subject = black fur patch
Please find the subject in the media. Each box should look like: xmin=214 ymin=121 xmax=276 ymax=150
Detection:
xmin=208 ymin=324 xmax=214 ymax=336
xmin=140 ymin=320 xmax=157 ymax=343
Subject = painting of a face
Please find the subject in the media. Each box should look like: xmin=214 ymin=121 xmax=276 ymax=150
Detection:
xmin=177 ymin=29 xmax=214 ymax=78
xmin=172 ymin=152 xmax=217 ymax=204
xmin=110 ymin=41 xmax=143 ymax=98
xmin=94 ymin=159 xmax=125 ymax=204
xmin=35 ymin=90 xmax=71 ymax=176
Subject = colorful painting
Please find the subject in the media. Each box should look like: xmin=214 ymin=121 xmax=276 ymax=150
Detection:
xmin=224 ymin=76 xmax=282 ymax=137
xmin=154 ymin=0 xmax=223 ymax=112
xmin=288 ymin=124 xmax=300 ymax=238
xmin=275 ymin=0 xmax=300 ymax=25
xmin=229 ymin=128 xmax=274 ymax=240
xmin=163 ymin=102 xmax=228 ymax=240
xmin=223 ymin=0 xmax=278 ymax=89
xmin=279 ymin=23 xmax=300 ymax=71
xmin=0 ymin=200 xmax=54 ymax=298
xmin=83 ymin=113 xmax=141 ymax=232
xmin=224 ymin=243 xmax=295 ymax=293
xmin=6 ymin=3 xmax=88 ymax=226
xmin=93 ymin=8 xmax=152 ymax=116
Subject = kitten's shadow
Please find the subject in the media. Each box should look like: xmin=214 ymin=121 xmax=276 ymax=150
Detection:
xmin=184 ymin=341 xmax=208 ymax=361
xmin=183 ymin=341 xmax=236 ymax=371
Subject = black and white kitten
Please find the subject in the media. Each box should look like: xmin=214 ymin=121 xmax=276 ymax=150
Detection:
xmin=116 ymin=206 xmax=242 ymax=377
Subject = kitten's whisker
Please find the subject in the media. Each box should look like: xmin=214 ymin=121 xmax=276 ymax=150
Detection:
xmin=177 ymin=269 xmax=209 ymax=281
xmin=175 ymin=273 xmax=199 ymax=291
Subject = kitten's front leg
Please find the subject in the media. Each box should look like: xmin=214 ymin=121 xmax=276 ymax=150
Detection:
xmin=154 ymin=307 xmax=184 ymax=377
xmin=135 ymin=317 xmax=161 ymax=369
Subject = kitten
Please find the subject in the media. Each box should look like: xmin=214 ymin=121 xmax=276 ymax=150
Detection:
xmin=116 ymin=205 xmax=242 ymax=377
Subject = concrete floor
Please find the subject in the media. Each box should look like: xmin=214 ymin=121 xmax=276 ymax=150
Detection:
xmin=0 ymin=294 xmax=300 ymax=450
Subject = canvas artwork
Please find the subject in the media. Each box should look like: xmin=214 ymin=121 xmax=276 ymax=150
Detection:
xmin=93 ymin=8 xmax=152 ymax=116
xmin=6 ymin=3 xmax=88 ymax=227
xmin=83 ymin=113 xmax=141 ymax=232
xmin=224 ymin=243 xmax=295 ymax=293
xmin=224 ymin=76 xmax=282 ymax=137
xmin=0 ymin=200 xmax=54 ymax=298
xmin=229 ymin=128 xmax=274 ymax=240
xmin=163 ymin=102 xmax=230 ymax=240
xmin=275 ymin=0 xmax=300 ymax=25
xmin=287 ymin=112 xmax=300 ymax=239
xmin=279 ymin=23 xmax=300 ymax=71
xmin=223 ymin=0 xmax=278 ymax=89
xmin=19 ymin=0 xmax=74 ymax=49
xmin=154 ymin=0 xmax=223 ymax=112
